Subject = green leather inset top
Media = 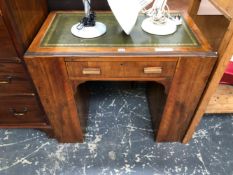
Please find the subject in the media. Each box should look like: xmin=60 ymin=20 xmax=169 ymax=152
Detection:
xmin=40 ymin=12 xmax=200 ymax=48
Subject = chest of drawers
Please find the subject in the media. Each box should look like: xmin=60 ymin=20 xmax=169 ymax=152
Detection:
xmin=0 ymin=1 xmax=50 ymax=129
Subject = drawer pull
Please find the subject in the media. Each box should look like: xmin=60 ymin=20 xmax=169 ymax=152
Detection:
xmin=9 ymin=107 xmax=28 ymax=116
xmin=82 ymin=68 xmax=101 ymax=75
xmin=0 ymin=76 xmax=12 ymax=84
xmin=144 ymin=67 xmax=162 ymax=74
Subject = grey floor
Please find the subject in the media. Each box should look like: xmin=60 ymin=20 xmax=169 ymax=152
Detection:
xmin=0 ymin=83 xmax=233 ymax=175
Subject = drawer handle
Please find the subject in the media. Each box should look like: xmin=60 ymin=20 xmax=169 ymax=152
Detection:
xmin=0 ymin=76 xmax=12 ymax=84
xmin=82 ymin=68 xmax=101 ymax=75
xmin=9 ymin=107 xmax=28 ymax=117
xmin=144 ymin=67 xmax=162 ymax=74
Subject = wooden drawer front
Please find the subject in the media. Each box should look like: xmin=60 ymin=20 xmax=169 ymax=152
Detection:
xmin=0 ymin=96 xmax=47 ymax=125
xmin=0 ymin=16 xmax=18 ymax=58
xmin=66 ymin=61 xmax=177 ymax=79
xmin=0 ymin=62 xmax=34 ymax=93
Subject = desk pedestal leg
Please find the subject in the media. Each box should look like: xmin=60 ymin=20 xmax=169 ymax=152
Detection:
xmin=155 ymin=57 xmax=216 ymax=142
xmin=25 ymin=57 xmax=84 ymax=143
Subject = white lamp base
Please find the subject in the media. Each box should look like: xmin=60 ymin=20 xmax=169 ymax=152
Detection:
xmin=71 ymin=22 xmax=106 ymax=38
xmin=141 ymin=17 xmax=177 ymax=36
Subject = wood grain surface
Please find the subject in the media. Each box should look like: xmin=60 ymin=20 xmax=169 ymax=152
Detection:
xmin=157 ymin=57 xmax=216 ymax=142
xmin=0 ymin=16 xmax=18 ymax=58
xmin=206 ymin=84 xmax=233 ymax=114
xmin=24 ymin=10 xmax=217 ymax=143
xmin=183 ymin=0 xmax=233 ymax=143
xmin=25 ymin=57 xmax=84 ymax=142
xmin=0 ymin=0 xmax=48 ymax=56
xmin=0 ymin=0 xmax=50 ymax=131
xmin=0 ymin=94 xmax=49 ymax=128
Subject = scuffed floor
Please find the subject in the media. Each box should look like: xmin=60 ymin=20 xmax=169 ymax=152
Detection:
xmin=0 ymin=83 xmax=233 ymax=175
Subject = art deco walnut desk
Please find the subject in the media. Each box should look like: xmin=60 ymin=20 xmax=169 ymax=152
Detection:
xmin=24 ymin=11 xmax=217 ymax=143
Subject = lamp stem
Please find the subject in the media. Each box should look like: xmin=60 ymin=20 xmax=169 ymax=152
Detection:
xmin=83 ymin=0 xmax=91 ymax=17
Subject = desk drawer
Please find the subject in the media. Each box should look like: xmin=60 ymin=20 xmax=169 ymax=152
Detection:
xmin=66 ymin=61 xmax=177 ymax=79
xmin=0 ymin=95 xmax=47 ymax=125
xmin=0 ymin=62 xmax=34 ymax=94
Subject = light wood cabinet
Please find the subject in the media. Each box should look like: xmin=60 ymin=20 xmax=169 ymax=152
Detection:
xmin=183 ymin=0 xmax=233 ymax=143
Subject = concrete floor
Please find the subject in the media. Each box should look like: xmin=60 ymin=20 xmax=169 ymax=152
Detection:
xmin=0 ymin=83 xmax=233 ymax=175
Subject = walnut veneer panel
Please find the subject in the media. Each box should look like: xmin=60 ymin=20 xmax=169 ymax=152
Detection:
xmin=0 ymin=0 xmax=48 ymax=56
xmin=0 ymin=16 xmax=18 ymax=59
xmin=156 ymin=57 xmax=216 ymax=141
xmin=25 ymin=57 xmax=84 ymax=142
